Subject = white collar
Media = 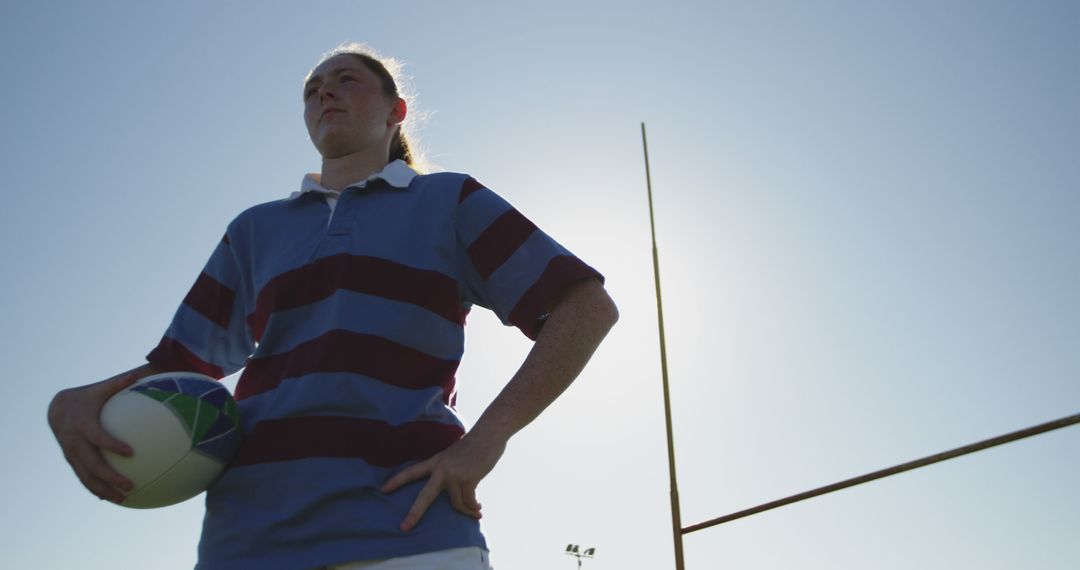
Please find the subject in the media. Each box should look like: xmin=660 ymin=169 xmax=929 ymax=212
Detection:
xmin=289 ymin=159 xmax=418 ymax=199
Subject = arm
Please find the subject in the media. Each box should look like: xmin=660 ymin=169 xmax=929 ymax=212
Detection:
xmin=382 ymin=277 xmax=618 ymax=530
xmin=53 ymin=225 xmax=249 ymax=503
xmin=47 ymin=362 xmax=166 ymax=503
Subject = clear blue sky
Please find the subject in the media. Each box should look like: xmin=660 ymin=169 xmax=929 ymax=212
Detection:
xmin=3 ymin=1 xmax=1078 ymax=568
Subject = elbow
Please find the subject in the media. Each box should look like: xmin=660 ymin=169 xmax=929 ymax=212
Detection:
xmin=576 ymin=276 xmax=617 ymax=332
xmin=550 ymin=278 xmax=619 ymax=333
xmin=577 ymin=277 xmax=618 ymax=331
xmin=596 ymin=286 xmax=619 ymax=332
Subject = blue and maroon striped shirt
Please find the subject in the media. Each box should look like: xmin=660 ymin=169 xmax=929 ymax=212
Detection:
xmin=146 ymin=161 xmax=602 ymax=570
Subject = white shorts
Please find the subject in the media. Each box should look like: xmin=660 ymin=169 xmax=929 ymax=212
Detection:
xmin=323 ymin=547 xmax=493 ymax=570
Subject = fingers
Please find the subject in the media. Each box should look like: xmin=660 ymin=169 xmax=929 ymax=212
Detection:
xmin=384 ymin=460 xmax=483 ymax=531
xmin=381 ymin=457 xmax=434 ymax=494
xmin=70 ymin=432 xmax=133 ymax=490
xmin=398 ymin=480 xmax=482 ymax=531
xmin=449 ymin=483 xmax=482 ymax=519
xmin=50 ymin=370 xmax=145 ymax=505
xmin=384 ymin=437 xmax=501 ymax=530
xmin=67 ymin=443 xmax=132 ymax=502
xmin=462 ymin=485 xmax=482 ymax=515
xmin=89 ymin=449 xmax=134 ymax=492
xmin=78 ymin=466 xmax=128 ymax=503
xmin=63 ymin=402 xmax=134 ymax=492
xmin=55 ymin=405 xmax=134 ymax=499
xmin=86 ymin=421 xmax=133 ymax=457
xmin=401 ymin=477 xmax=443 ymax=532
xmin=390 ymin=473 xmax=483 ymax=532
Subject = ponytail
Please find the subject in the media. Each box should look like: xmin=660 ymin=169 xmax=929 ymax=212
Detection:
xmin=389 ymin=127 xmax=414 ymax=166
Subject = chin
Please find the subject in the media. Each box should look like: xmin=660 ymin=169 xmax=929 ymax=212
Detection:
xmin=313 ymin=134 xmax=357 ymax=159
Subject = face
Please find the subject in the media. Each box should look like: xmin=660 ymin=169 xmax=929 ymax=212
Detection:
xmin=303 ymin=54 xmax=406 ymax=159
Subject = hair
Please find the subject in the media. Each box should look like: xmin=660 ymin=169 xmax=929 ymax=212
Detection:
xmin=305 ymin=42 xmax=426 ymax=171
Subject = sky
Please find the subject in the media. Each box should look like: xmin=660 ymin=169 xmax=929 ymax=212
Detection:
xmin=2 ymin=1 xmax=1078 ymax=568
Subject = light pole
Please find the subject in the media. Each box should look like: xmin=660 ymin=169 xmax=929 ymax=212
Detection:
xmin=565 ymin=544 xmax=596 ymax=568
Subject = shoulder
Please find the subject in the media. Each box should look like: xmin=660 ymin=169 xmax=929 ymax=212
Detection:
xmin=409 ymin=171 xmax=474 ymax=195
xmin=411 ymin=171 xmax=504 ymax=211
xmin=224 ymin=194 xmax=314 ymax=238
xmin=237 ymin=194 xmax=305 ymax=217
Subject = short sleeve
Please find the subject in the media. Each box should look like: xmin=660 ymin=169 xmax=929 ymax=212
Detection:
xmin=146 ymin=232 xmax=255 ymax=378
xmin=455 ymin=177 xmax=604 ymax=340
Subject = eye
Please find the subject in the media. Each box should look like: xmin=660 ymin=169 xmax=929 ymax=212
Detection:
xmin=304 ymin=86 xmax=318 ymax=100
xmin=341 ymin=75 xmax=356 ymax=83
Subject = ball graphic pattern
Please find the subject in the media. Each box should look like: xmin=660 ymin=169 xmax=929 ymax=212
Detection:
xmin=130 ymin=376 xmax=242 ymax=462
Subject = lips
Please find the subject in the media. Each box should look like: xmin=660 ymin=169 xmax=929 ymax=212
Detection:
xmin=320 ymin=108 xmax=344 ymax=120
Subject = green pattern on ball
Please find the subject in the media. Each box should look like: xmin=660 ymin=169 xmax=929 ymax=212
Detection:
xmin=129 ymin=375 xmax=243 ymax=464
xmin=191 ymin=402 xmax=221 ymax=444
xmin=139 ymin=388 xmax=176 ymax=404
xmin=223 ymin=397 xmax=239 ymax=426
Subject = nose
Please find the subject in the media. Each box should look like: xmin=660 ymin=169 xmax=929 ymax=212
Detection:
xmin=319 ymin=83 xmax=337 ymax=104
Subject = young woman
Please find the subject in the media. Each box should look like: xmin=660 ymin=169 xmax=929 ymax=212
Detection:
xmin=48 ymin=43 xmax=618 ymax=570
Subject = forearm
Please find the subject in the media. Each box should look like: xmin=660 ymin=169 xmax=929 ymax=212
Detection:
xmin=94 ymin=362 xmax=164 ymax=387
xmin=468 ymin=278 xmax=618 ymax=446
xmin=382 ymin=278 xmax=617 ymax=528
xmin=49 ymin=363 xmax=163 ymax=418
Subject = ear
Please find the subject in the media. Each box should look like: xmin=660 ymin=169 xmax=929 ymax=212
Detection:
xmin=389 ymin=97 xmax=407 ymax=126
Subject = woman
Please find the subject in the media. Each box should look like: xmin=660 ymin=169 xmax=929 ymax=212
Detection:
xmin=48 ymin=43 xmax=618 ymax=570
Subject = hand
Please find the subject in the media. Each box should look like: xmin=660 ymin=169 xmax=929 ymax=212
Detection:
xmin=48 ymin=372 xmax=139 ymax=503
xmin=380 ymin=432 xmax=507 ymax=531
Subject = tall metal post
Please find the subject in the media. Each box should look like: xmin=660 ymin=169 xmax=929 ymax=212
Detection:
xmin=641 ymin=122 xmax=686 ymax=570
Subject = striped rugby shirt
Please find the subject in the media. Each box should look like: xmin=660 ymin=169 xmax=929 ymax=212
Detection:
xmin=146 ymin=160 xmax=603 ymax=570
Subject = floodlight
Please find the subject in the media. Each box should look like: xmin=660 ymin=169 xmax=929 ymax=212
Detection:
xmin=564 ymin=543 xmax=597 ymax=568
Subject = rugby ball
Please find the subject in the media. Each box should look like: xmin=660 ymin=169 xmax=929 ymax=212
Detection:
xmin=100 ymin=371 xmax=242 ymax=508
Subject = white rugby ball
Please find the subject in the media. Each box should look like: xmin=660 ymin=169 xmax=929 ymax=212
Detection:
xmin=100 ymin=371 xmax=242 ymax=508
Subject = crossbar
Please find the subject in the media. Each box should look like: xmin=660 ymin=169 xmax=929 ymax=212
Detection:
xmin=683 ymin=411 xmax=1080 ymax=534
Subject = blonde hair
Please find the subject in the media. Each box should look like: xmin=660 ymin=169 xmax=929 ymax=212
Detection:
xmin=306 ymin=42 xmax=427 ymax=171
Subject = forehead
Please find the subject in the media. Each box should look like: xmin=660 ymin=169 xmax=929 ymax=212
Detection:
xmin=306 ymin=54 xmax=372 ymax=85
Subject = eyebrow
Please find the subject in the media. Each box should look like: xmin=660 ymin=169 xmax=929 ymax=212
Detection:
xmin=304 ymin=67 xmax=364 ymax=91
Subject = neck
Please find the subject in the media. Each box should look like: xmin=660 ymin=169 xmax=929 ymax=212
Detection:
xmin=319 ymin=150 xmax=391 ymax=191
